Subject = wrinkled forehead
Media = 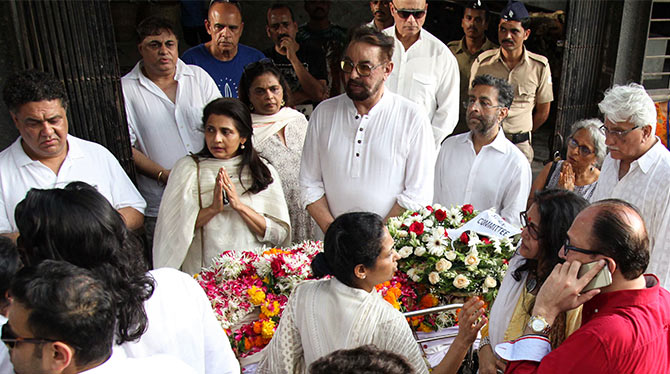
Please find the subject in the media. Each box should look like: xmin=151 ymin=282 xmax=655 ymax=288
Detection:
xmin=394 ymin=0 xmax=426 ymax=10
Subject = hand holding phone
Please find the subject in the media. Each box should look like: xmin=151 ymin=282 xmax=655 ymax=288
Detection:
xmin=578 ymin=261 xmax=612 ymax=292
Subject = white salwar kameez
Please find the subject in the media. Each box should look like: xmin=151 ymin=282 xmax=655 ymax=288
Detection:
xmin=257 ymin=278 xmax=428 ymax=374
xmin=153 ymin=155 xmax=291 ymax=274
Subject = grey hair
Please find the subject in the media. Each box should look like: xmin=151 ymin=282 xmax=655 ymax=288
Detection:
xmin=570 ymin=118 xmax=606 ymax=168
xmin=598 ymin=83 xmax=657 ymax=133
xmin=471 ymin=74 xmax=514 ymax=109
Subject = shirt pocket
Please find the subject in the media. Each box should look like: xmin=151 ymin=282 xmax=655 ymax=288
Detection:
xmin=515 ymin=81 xmax=537 ymax=105
xmin=410 ymin=73 xmax=436 ymax=111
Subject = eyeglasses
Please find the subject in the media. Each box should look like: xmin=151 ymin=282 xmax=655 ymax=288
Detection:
xmin=463 ymin=98 xmax=504 ymax=110
xmin=562 ymin=237 xmax=604 ymax=257
xmin=520 ymin=211 xmax=540 ymax=240
xmin=1 ymin=323 xmax=58 ymax=350
xmin=392 ymin=2 xmax=426 ymax=19
xmin=599 ymin=124 xmax=641 ymax=139
xmin=340 ymin=60 xmax=386 ymax=77
xmin=567 ymin=137 xmax=594 ymax=156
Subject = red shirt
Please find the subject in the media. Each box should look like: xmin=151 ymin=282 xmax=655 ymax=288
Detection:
xmin=505 ymin=275 xmax=670 ymax=373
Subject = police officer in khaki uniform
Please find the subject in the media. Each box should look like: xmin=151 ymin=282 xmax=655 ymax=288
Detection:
xmin=470 ymin=0 xmax=553 ymax=162
xmin=448 ymin=0 xmax=497 ymax=135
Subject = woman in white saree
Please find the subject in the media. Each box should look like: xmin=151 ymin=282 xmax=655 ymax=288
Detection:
xmin=153 ymin=98 xmax=291 ymax=274
xmin=258 ymin=212 xmax=487 ymax=374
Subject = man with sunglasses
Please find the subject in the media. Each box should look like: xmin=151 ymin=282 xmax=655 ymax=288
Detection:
xmin=300 ymin=26 xmax=435 ymax=235
xmin=470 ymin=0 xmax=553 ymax=163
xmin=497 ymin=199 xmax=670 ymax=373
xmin=590 ymin=83 xmax=670 ymax=289
xmin=4 ymin=261 xmax=197 ymax=374
xmin=382 ymin=0 xmax=460 ymax=147
xmin=434 ymin=74 xmax=531 ymax=227
xmin=264 ymin=4 xmax=328 ymax=107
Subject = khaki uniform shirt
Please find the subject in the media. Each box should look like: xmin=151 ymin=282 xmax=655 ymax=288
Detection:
xmin=470 ymin=47 xmax=553 ymax=134
xmin=448 ymin=37 xmax=498 ymax=135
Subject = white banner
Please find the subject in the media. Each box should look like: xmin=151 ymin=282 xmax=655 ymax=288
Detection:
xmin=446 ymin=209 xmax=521 ymax=239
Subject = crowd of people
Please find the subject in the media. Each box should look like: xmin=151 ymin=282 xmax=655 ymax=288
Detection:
xmin=0 ymin=0 xmax=669 ymax=373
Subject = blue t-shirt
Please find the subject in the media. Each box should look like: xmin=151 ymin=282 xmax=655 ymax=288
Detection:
xmin=181 ymin=43 xmax=265 ymax=98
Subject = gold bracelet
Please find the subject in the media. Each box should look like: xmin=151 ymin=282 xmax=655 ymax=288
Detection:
xmin=157 ymin=170 xmax=165 ymax=185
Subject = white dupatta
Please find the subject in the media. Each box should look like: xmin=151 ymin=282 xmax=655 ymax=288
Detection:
xmin=487 ymin=253 xmax=527 ymax=348
xmin=251 ymin=107 xmax=305 ymax=145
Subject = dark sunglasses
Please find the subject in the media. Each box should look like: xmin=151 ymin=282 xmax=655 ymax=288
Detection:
xmin=1 ymin=323 xmax=58 ymax=350
xmin=393 ymin=3 xmax=426 ymax=19
xmin=562 ymin=237 xmax=604 ymax=257
xmin=520 ymin=210 xmax=540 ymax=240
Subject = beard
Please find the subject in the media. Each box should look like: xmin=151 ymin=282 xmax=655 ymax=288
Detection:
xmin=345 ymin=78 xmax=383 ymax=101
xmin=467 ymin=112 xmax=498 ymax=135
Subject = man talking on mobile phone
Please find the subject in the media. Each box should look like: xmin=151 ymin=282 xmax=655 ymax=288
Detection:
xmin=495 ymin=199 xmax=670 ymax=373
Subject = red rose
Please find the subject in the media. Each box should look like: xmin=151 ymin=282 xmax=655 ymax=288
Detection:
xmin=411 ymin=212 xmax=420 ymax=217
xmin=461 ymin=204 xmax=474 ymax=215
xmin=425 ymin=205 xmax=434 ymax=212
xmin=482 ymin=237 xmax=491 ymax=244
xmin=434 ymin=209 xmax=447 ymax=222
xmin=459 ymin=232 xmax=469 ymax=244
xmin=409 ymin=221 xmax=424 ymax=235
xmin=503 ymin=259 xmax=509 ymax=265
xmin=444 ymin=229 xmax=449 ymax=238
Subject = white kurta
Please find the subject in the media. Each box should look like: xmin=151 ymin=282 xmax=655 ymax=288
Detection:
xmin=299 ymin=91 xmax=435 ymax=219
xmin=590 ymin=139 xmax=670 ymax=288
xmin=383 ymin=27 xmax=460 ymax=146
xmin=0 ymin=136 xmax=146 ymax=233
xmin=122 ymin=59 xmax=221 ymax=217
xmin=153 ymin=155 xmax=291 ymax=274
xmin=433 ymin=130 xmax=531 ymax=227
xmin=257 ymin=278 xmax=428 ymax=374
xmin=116 ymin=268 xmax=239 ymax=374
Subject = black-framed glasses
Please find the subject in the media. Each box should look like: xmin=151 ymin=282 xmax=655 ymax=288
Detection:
xmin=1 ymin=323 xmax=58 ymax=350
xmin=340 ymin=60 xmax=386 ymax=77
xmin=392 ymin=2 xmax=426 ymax=19
xmin=599 ymin=124 xmax=641 ymax=139
xmin=562 ymin=237 xmax=604 ymax=257
xmin=520 ymin=211 xmax=540 ymax=240
xmin=567 ymin=137 xmax=594 ymax=156
xmin=462 ymin=98 xmax=504 ymax=110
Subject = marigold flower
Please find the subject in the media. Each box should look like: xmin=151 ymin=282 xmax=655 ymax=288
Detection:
xmin=261 ymin=300 xmax=281 ymax=317
xmin=261 ymin=320 xmax=276 ymax=339
xmin=418 ymin=323 xmax=433 ymax=333
xmin=253 ymin=321 xmax=262 ymax=334
xmin=244 ymin=337 xmax=252 ymax=351
xmin=248 ymin=286 xmax=266 ymax=305
xmin=419 ymin=294 xmax=439 ymax=308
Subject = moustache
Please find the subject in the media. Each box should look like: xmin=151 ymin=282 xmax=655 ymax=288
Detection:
xmin=502 ymin=39 xmax=514 ymax=44
xmin=278 ymin=33 xmax=290 ymax=39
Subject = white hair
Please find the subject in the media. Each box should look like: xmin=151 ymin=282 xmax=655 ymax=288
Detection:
xmin=570 ymin=118 xmax=606 ymax=168
xmin=598 ymin=83 xmax=657 ymax=133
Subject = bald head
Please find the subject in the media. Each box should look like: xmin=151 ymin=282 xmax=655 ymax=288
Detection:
xmin=586 ymin=200 xmax=649 ymax=280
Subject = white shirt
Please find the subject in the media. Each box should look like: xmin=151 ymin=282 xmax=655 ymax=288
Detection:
xmin=0 ymin=136 xmax=146 ymax=233
xmin=0 ymin=316 xmax=11 ymax=374
xmin=590 ymin=139 xmax=670 ymax=288
xmin=84 ymin=352 xmax=197 ymax=374
xmin=434 ymin=130 xmax=531 ymax=227
xmin=117 ymin=268 xmax=239 ymax=374
xmin=383 ymin=27 xmax=460 ymax=147
xmin=122 ymin=59 xmax=221 ymax=217
xmin=299 ymin=91 xmax=436 ymax=219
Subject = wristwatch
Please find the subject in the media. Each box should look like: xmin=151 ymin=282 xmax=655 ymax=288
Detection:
xmin=528 ymin=315 xmax=551 ymax=335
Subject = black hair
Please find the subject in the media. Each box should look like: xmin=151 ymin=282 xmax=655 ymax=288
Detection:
xmin=514 ymin=189 xmax=589 ymax=283
xmin=471 ymin=74 xmax=514 ymax=109
xmin=2 ymin=70 xmax=68 ymax=112
xmin=590 ymin=199 xmax=649 ymax=280
xmin=10 ymin=260 xmax=116 ymax=367
xmin=309 ymin=344 xmax=412 ymax=374
xmin=14 ymin=182 xmax=155 ymax=345
xmin=267 ymin=3 xmax=295 ymax=23
xmin=311 ymin=212 xmax=385 ymax=287
xmin=0 ymin=236 xmax=20 ymax=312
xmin=348 ymin=25 xmax=395 ymax=62
xmin=521 ymin=17 xmax=531 ymax=31
xmin=197 ymin=98 xmax=273 ymax=194
xmin=239 ymin=60 xmax=291 ymax=111
xmin=136 ymin=16 xmax=176 ymax=43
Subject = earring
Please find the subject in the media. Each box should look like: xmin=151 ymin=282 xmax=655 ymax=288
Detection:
xmin=240 ymin=144 xmax=245 ymax=150
xmin=362 ymin=275 xmax=366 ymax=279
xmin=281 ymin=99 xmax=285 ymax=107
xmin=249 ymin=104 xmax=254 ymax=112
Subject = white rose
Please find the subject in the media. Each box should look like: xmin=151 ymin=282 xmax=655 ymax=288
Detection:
xmin=422 ymin=234 xmax=431 ymax=243
xmin=464 ymin=253 xmax=480 ymax=267
xmin=435 ymin=259 xmax=452 ymax=272
xmin=445 ymin=250 xmax=457 ymax=261
xmin=397 ymin=230 xmax=408 ymax=238
xmin=433 ymin=203 xmax=443 ymax=210
xmin=423 ymin=219 xmax=434 ymax=228
xmin=390 ymin=218 xmax=402 ymax=229
xmin=414 ymin=246 xmax=426 ymax=256
xmin=398 ymin=246 xmax=413 ymax=258
xmin=485 ymin=276 xmax=497 ymax=288
xmin=428 ymin=271 xmax=441 ymax=285
xmin=453 ymin=274 xmax=470 ymax=289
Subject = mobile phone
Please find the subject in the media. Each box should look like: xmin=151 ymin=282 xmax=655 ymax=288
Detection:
xmin=222 ymin=188 xmax=229 ymax=206
xmin=578 ymin=261 xmax=612 ymax=292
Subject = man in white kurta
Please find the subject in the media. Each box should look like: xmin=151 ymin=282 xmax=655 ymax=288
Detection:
xmin=589 ymin=84 xmax=670 ymax=288
xmin=435 ymin=74 xmax=530 ymax=227
xmin=383 ymin=0 xmax=460 ymax=146
xmin=300 ymin=26 xmax=435 ymax=234
xmin=121 ymin=18 xmax=220 ymax=240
